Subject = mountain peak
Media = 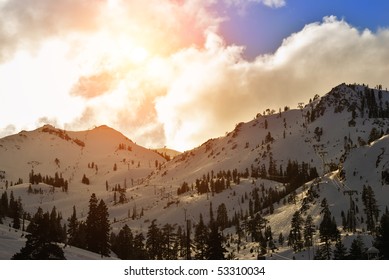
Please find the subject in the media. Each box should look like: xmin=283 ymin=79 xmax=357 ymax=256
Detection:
xmin=39 ymin=124 xmax=57 ymax=131
xmin=92 ymin=125 xmax=112 ymax=131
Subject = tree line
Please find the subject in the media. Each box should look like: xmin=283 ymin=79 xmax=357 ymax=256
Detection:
xmin=29 ymin=169 xmax=68 ymax=192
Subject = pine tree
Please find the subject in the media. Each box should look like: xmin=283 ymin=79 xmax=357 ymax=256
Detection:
xmin=209 ymin=202 xmax=214 ymax=225
xmin=319 ymin=198 xmax=339 ymax=242
xmin=86 ymin=193 xmax=99 ymax=253
xmin=161 ymin=223 xmax=177 ymax=260
xmin=244 ymin=213 xmax=267 ymax=242
xmin=349 ymin=236 xmax=366 ymax=260
xmin=0 ymin=191 xmax=8 ymax=221
xmin=12 ymin=201 xmax=21 ymax=230
xmin=362 ymin=185 xmax=379 ymax=233
xmin=374 ymin=211 xmax=389 ymax=259
xmin=67 ymin=206 xmax=79 ymax=247
xmin=216 ymin=203 xmax=228 ymax=230
xmin=194 ymin=214 xmax=209 ymax=260
xmin=12 ymin=207 xmax=65 ymax=259
xmin=48 ymin=206 xmax=64 ymax=243
xmin=85 ymin=194 xmax=110 ymax=256
xmin=96 ymin=199 xmax=110 ymax=256
xmin=288 ymin=211 xmax=304 ymax=251
xmin=146 ymin=219 xmax=162 ymax=259
xmin=303 ymin=215 xmax=315 ymax=248
xmin=118 ymin=187 xmax=126 ymax=204
xmin=317 ymin=198 xmax=338 ymax=259
xmin=278 ymin=232 xmax=284 ymax=246
xmin=133 ymin=233 xmax=148 ymax=259
xmin=205 ymin=222 xmax=226 ymax=259
xmin=81 ymin=174 xmax=89 ymax=185
xmin=176 ymin=226 xmax=185 ymax=258
xmin=112 ymin=224 xmax=133 ymax=259
xmin=314 ymin=242 xmax=332 ymax=260
xmin=333 ymin=237 xmax=347 ymax=260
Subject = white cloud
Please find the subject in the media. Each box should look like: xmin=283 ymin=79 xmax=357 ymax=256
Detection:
xmin=154 ymin=17 xmax=389 ymax=150
xmin=0 ymin=0 xmax=104 ymax=61
xmin=225 ymin=0 xmax=286 ymax=9
xmin=0 ymin=124 xmax=16 ymax=138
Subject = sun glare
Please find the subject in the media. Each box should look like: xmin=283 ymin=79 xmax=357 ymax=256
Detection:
xmin=130 ymin=47 xmax=149 ymax=64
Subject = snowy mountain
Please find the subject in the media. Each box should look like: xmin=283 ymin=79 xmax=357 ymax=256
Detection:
xmin=0 ymin=124 xmax=167 ymax=218
xmin=149 ymin=83 xmax=389 ymax=186
xmin=142 ymin=83 xmax=389 ymax=259
xmin=1 ymin=83 xmax=389 ymax=259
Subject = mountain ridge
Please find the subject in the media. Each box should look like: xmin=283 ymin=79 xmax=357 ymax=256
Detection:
xmin=1 ymin=83 xmax=389 ymax=259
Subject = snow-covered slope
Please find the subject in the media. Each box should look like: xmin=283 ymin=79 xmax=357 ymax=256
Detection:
xmin=0 ymin=124 xmax=166 ymax=218
xmin=149 ymin=84 xmax=389 ymax=187
xmin=0 ymin=221 xmax=117 ymax=259
xmin=1 ymin=83 xmax=389 ymax=259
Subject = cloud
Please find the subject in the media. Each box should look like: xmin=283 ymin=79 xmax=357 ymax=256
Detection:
xmin=0 ymin=0 xmax=104 ymax=61
xmin=261 ymin=0 xmax=286 ymax=8
xmin=71 ymin=72 xmax=117 ymax=98
xmin=0 ymin=124 xmax=16 ymax=138
xmin=154 ymin=17 xmax=389 ymax=150
xmin=36 ymin=117 xmax=59 ymax=128
xmin=0 ymin=0 xmax=221 ymax=63
xmin=58 ymin=16 xmax=389 ymax=151
xmin=225 ymin=0 xmax=286 ymax=9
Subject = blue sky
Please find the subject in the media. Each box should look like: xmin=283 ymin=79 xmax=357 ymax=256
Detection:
xmin=218 ymin=0 xmax=389 ymax=58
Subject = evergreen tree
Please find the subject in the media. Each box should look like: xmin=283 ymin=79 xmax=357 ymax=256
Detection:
xmin=216 ymin=203 xmax=229 ymax=230
xmin=205 ymin=222 xmax=226 ymax=259
xmin=314 ymin=242 xmax=332 ymax=260
xmin=112 ymin=224 xmax=133 ymax=259
xmin=85 ymin=194 xmax=110 ymax=256
xmin=319 ymin=198 xmax=339 ymax=242
xmin=118 ymin=186 xmax=127 ymax=204
xmin=333 ymin=237 xmax=347 ymax=260
xmin=12 ymin=201 xmax=21 ymax=230
xmin=146 ymin=219 xmax=162 ymax=259
xmin=374 ymin=211 xmax=389 ymax=259
xmin=12 ymin=207 xmax=65 ymax=260
xmin=317 ymin=198 xmax=338 ymax=259
xmin=96 ymin=199 xmax=110 ymax=256
xmin=244 ymin=213 xmax=267 ymax=242
xmin=48 ymin=206 xmax=62 ymax=243
xmin=194 ymin=214 xmax=209 ymax=260
xmin=67 ymin=206 xmax=79 ymax=247
xmin=176 ymin=226 xmax=186 ymax=258
xmin=7 ymin=191 xmax=16 ymax=218
xmin=368 ymin=127 xmax=381 ymax=143
xmin=362 ymin=185 xmax=379 ymax=233
xmin=349 ymin=236 xmax=366 ymax=260
xmin=133 ymin=233 xmax=148 ymax=259
xmin=86 ymin=193 xmax=99 ymax=253
xmin=288 ymin=211 xmax=304 ymax=251
xmin=278 ymin=232 xmax=284 ymax=246
xmin=209 ymin=202 xmax=214 ymax=225
xmin=0 ymin=191 xmax=8 ymax=221
xmin=161 ymin=223 xmax=177 ymax=260
xmin=81 ymin=174 xmax=90 ymax=185
xmin=265 ymin=225 xmax=276 ymax=252
xmin=303 ymin=215 xmax=315 ymax=248
xmin=258 ymin=231 xmax=268 ymax=256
